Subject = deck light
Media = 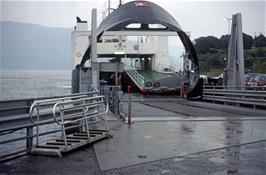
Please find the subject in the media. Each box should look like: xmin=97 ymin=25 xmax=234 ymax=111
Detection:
xmin=114 ymin=51 xmax=125 ymax=55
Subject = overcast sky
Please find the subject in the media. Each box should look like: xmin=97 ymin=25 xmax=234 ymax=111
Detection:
xmin=1 ymin=0 xmax=265 ymax=39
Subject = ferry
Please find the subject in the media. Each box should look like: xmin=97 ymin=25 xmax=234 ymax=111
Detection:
xmin=72 ymin=21 xmax=187 ymax=93
xmin=70 ymin=0 xmax=200 ymax=97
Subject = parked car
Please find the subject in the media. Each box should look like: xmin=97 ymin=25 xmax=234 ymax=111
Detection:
xmin=245 ymin=73 xmax=256 ymax=82
xmin=246 ymin=74 xmax=266 ymax=87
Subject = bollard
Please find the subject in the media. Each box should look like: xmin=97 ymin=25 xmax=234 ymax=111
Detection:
xmin=127 ymin=86 xmax=133 ymax=124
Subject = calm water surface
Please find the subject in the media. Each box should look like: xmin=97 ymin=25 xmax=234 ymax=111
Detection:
xmin=0 ymin=70 xmax=71 ymax=101
xmin=0 ymin=70 xmax=71 ymax=156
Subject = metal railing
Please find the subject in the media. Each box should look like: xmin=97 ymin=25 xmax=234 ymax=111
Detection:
xmin=0 ymin=91 xmax=103 ymax=161
xmin=28 ymin=91 xmax=100 ymax=147
xmin=51 ymin=96 xmax=109 ymax=150
xmin=204 ymin=86 xmax=266 ymax=90
xmin=0 ymin=92 xmax=96 ymax=117
xmin=124 ymin=65 xmax=145 ymax=87
xmin=202 ymin=86 xmax=266 ymax=109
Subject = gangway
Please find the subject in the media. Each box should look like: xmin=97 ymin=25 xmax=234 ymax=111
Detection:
xmin=29 ymin=92 xmax=112 ymax=156
xmin=124 ymin=65 xmax=145 ymax=91
xmin=138 ymin=70 xmax=174 ymax=82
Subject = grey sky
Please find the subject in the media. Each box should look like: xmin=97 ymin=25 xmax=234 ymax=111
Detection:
xmin=1 ymin=0 xmax=265 ymax=39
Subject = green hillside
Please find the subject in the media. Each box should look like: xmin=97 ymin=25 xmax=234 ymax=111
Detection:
xmin=194 ymin=34 xmax=266 ymax=74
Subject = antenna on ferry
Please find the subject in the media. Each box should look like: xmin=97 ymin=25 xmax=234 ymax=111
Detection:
xmin=119 ymin=0 xmax=122 ymax=7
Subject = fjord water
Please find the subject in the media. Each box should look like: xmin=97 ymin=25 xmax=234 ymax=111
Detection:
xmin=0 ymin=70 xmax=71 ymax=156
xmin=0 ymin=70 xmax=71 ymax=101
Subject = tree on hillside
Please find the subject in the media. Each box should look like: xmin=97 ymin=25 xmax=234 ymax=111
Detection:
xmin=193 ymin=33 xmax=266 ymax=74
xmin=220 ymin=35 xmax=229 ymax=50
xmin=194 ymin=33 xmax=257 ymax=54
xmin=255 ymin=34 xmax=266 ymax=47
xmin=194 ymin=36 xmax=222 ymax=54
xmin=243 ymin=33 xmax=253 ymax=49
xmin=219 ymin=33 xmax=253 ymax=50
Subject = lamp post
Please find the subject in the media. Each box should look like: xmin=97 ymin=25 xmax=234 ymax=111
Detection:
xmin=224 ymin=17 xmax=232 ymax=86
xmin=224 ymin=17 xmax=232 ymax=48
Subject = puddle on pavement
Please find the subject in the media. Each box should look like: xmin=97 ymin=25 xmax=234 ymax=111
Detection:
xmin=209 ymin=157 xmax=226 ymax=164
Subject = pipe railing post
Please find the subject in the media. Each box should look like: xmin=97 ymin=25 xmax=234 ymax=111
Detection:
xmin=127 ymin=86 xmax=133 ymax=124
xmin=26 ymin=126 xmax=33 ymax=152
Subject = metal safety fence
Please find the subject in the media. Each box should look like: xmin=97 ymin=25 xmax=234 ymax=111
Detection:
xmin=202 ymin=86 xmax=266 ymax=109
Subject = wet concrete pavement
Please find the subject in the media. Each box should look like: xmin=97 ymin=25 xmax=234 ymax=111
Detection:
xmin=94 ymin=120 xmax=266 ymax=170
xmin=1 ymin=97 xmax=266 ymax=175
xmin=1 ymin=135 xmax=265 ymax=175
xmin=100 ymin=141 xmax=266 ymax=175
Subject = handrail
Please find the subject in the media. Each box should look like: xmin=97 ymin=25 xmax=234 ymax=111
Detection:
xmin=203 ymin=86 xmax=266 ymax=90
xmin=29 ymin=91 xmax=99 ymax=124
xmin=33 ymin=91 xmax=99 ymax=104
xmin=52 ymin=96 xmax=108 ymax=125
xmin=203 ymin=91 xmax=266 ymax=98
xmin=124 ymin=65 xmax=145 ymax=86
xmin=203 ymin=89 xmax=266 ymax=94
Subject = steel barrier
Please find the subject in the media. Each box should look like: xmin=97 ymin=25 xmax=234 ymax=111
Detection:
xmin=202 ymin=86 xmax=266 ymax=109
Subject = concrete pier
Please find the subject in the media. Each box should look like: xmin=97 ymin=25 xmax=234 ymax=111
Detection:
xmin=0 ymin=95 xmax=265 ymax=175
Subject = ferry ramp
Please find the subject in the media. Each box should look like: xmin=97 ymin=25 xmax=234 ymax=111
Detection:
xmin=138 ymin=70 xmax=173 ymax=82
xmin=125 ymin=67 xmax=182 ymax=93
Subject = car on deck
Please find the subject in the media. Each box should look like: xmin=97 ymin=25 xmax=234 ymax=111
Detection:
xmin=246 ymin=74 xmax=266 ymax=87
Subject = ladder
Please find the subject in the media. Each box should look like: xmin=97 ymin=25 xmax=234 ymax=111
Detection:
xmin=29 ymin=91 xmax=112 ymax=156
